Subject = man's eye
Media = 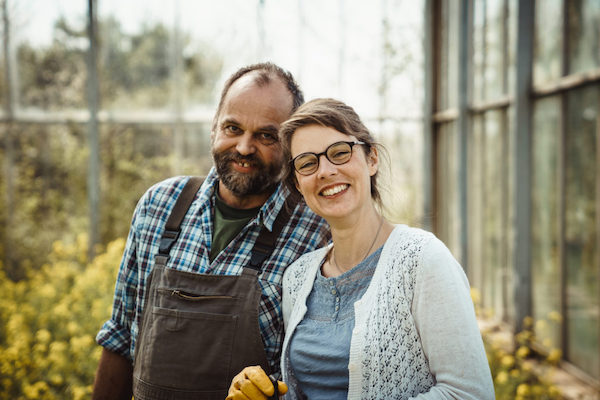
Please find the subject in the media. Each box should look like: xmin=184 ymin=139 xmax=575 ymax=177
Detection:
xmin=225 ymin=125 xmax=241 ymax=135
xmin=258 ymin=132 xmax=278 ymax=144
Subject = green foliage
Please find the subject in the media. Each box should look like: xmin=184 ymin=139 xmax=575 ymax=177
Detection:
xmin=0 ymin=122 xmax=211 ymax=278
xmin=1 ymin=13 xmax=220 ymax=276
xmin=0 ymin=236 xmax=124 ymax=400
xmin=16 ymin=16 xmax=223 ymax=110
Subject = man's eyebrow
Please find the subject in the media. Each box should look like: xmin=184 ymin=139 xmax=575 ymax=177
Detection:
xmin=257 ymin=125 xmax=279 ymax=134
xmin=220 ymin=118 xmax=240 ymax=127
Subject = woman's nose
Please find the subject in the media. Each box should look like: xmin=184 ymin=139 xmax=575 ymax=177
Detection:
xmin=316 ymin=154 xmax=338 ymax=178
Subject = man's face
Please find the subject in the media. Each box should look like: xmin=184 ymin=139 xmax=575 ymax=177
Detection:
xmin=211 ymin=74 xmax=293 ymax=199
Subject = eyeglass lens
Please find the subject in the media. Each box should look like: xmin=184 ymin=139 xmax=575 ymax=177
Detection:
xmin=293 ymin=141 xmax=358 ymax=175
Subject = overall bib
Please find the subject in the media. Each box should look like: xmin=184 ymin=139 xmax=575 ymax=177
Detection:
xmin=132 ymin=177 xmax=288 ymax=399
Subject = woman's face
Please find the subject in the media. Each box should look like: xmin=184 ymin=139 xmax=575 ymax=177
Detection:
xmin=290 ymin=124 xmax=378 ymax=222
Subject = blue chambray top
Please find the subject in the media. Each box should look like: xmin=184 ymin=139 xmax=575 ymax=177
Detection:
xmin=288 ymin=246 xmax=382 ymax=398
xmin=95 ymin=168 xmax=330 ymax=373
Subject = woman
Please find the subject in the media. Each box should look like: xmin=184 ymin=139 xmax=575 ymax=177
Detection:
xmin=227 ymin=98 xmax=494 ymax=399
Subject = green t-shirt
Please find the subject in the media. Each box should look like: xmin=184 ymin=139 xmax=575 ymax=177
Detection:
xmin=210 ymin=190 xmax=261 ymax=262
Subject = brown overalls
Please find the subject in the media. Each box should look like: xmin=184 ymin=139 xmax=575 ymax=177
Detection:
xmin=132 ymin=177 xmax=287 ymax=399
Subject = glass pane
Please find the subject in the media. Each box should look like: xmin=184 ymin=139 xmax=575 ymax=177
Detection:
xmin=472 ymin=0 xmax=486 ymax=103
xmin=437 ymin=1 xmax=459 ymax=110
xmin=468 ymin=115 xmax=485 ymax=293
xmin=2 ymin=124 xmax=87 ymax=277
xmin=435 ymin=122 xmax=461 ymax=260
xmin=531 ymin=96 xmax=562 ymax=349
xmin=565 ymin=87 xmax=599 ymax=378
xmin=504 ymin=105 xmax=515 ymax=323
xmin=484 ymin=0 xmax=505 ymax=99
xmin=506 ymin=0 xmax=518 ymax=97
xmin=533 ymin=0 xmax=563 ymax=86
xmin=568 ymin=0 xmax=600 ymax=74
xmin=482 ymin=110 xmax=505 ymax=316
xmin=14 ymin=0 xmax=88 ymax=110
xmin=98 ymin=0 xmax=223 ymax=112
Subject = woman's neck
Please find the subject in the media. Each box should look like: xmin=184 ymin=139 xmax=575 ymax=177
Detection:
xmin=323 ymin=206 xmax=394 ymax=277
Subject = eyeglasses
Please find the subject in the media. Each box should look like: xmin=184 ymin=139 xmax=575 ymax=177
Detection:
xmin=291 ymin=141 xmax=366 ymax=176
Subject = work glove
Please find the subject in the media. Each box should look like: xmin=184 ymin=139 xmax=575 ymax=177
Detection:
xmin=226 ymin=366 xmax=288 ymax=400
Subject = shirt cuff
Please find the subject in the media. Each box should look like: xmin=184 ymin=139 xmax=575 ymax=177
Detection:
xmin=96 ymin=319 xmax=132 ymax=361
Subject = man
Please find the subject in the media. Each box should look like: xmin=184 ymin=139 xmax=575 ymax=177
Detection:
xmin=92 ymin=63 xmax=330 ymax=400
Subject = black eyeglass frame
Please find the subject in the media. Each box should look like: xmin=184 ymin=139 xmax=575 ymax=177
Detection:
xmin=291 ymin=140 xmax=366 ymax=176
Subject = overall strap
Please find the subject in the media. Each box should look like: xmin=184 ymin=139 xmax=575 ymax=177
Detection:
xmin=155 ymin=176 xmax=204 ymax=267
xmin=246 ymin=198 xmax=293 ymax=271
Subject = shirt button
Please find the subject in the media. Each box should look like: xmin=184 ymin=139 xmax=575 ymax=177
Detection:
xmin=331 ymin=289 xmax=336 ymax=295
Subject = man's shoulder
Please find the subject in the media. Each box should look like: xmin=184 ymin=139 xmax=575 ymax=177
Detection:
xmin=134 ymin=175 xmax=210 ymax=222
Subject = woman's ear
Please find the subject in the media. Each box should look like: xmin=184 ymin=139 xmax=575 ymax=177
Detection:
xmin=294 ymin=176 xmax=303 ymax=195
xmin=367 ymin=146 xmax=379 ymax=176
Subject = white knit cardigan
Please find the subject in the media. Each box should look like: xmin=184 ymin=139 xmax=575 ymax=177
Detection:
xmin=280 ymin=225 xmax=495 ymax=400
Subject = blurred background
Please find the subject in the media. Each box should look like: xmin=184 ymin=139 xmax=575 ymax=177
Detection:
xmin=0 ymin=0 xmax=599 ymax=398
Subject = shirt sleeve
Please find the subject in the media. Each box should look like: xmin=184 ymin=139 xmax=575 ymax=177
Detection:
xmin=410 ymin=237 xmax=495 ymax=400
xmin=95 ymin=195 xmax=146 ymax=361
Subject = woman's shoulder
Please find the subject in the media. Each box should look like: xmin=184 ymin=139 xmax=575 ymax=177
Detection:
xmin=387 ymin=224 xmax=436 ymax=249
xmin=283 ymin=246 xmax=329 ymax=285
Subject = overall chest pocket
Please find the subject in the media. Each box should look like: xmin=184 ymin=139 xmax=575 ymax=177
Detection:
xmin=136 ymin=288 xmax=240 ymax=392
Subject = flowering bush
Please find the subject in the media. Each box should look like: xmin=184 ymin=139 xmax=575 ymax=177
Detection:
xmin=472 ymin=289 xmax=564 ymax=400
xmin=0 ymin=235 xmax=124 ymax=400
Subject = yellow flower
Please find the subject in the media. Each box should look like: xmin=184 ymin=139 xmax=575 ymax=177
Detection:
xmin=523 ymin=316 xmax=534 ymax=328
xmin=532 ymin=385 xmax=544 ymax=396
xmin=35 ymin=329 xmax=52 ymax=344
xmin=501 ymin=355 xmax=515 ymax=368
xmin=548 ymin=385 xmax=561 ymax=397
xmin=495 ymin=371 xmax=509 ymax=384
xmin=547 ymin=348 xmax=562 ymax=364
xmin=516 ymin=346 xmax=530 ymax=359
xmin=470 ymin=288 xmax=481 ymax=305
xmin=548 ymin=311 xmax=562 ymax=323
xmin=516 ymin=383 xmax=530 ymax=396
xmin=522 ymin=360 xmax=534 ymax=372
xmin=535 ymin=319 xmax=547 ymax=331
xmin=510 ymin=369 xmax=520 ymax=378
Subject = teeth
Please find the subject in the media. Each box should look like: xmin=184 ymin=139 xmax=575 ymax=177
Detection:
xmin=239 ymin=162 xmax=250 ymax=167
xmin=321 ymin=184 xmax=348 ymax=196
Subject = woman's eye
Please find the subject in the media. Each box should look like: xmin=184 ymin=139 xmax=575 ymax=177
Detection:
xmin=330 ymin=149 xmax=350 ymax=160
xmin=297 ymin=159 xmax=316 ymax=171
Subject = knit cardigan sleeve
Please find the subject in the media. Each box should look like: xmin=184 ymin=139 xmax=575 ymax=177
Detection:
xmin=409 ymin=237 xmax=495 ymax=400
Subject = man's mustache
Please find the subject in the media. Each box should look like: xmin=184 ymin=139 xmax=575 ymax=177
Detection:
xmin=220 ymin=152 xmax=265 ymax=169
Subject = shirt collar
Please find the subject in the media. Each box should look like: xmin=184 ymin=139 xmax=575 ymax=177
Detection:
xmin=205 ymin=167 xmax=289 ymax=232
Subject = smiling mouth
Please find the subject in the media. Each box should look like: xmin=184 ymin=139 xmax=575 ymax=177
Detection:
xmin=320 ymin=184 xmax=349 ymax=197
xmin=237 ymin=161 xmax=251 ymax=168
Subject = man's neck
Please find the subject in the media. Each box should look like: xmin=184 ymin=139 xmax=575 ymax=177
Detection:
xmin=216 ymin=181 xmax=274 ymax=210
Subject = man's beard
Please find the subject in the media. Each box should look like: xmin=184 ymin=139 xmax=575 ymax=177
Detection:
xmin=212 ymin=150 xmax=283 ymax=197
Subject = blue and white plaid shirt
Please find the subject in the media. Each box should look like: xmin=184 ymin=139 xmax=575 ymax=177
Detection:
xmin=96 ymin=168 xmax=330 ymax=373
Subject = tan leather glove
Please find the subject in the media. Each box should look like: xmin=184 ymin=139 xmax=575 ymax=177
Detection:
xmin=226 ymin=366 xmax=288 ymax=400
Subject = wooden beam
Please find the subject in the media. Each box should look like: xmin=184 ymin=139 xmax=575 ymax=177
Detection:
xmin=86 ymin=0 xmax=100 ymax=260
xmin=512 ymin=0 xmax=534 ymax=333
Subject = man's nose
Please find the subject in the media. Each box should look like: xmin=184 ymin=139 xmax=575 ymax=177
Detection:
xmin=235 ymin=132 xmax=256 ymax=155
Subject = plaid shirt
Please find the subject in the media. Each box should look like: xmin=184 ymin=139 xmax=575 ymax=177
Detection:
xmin=96 ymin=168 xmax=330 ymax=373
